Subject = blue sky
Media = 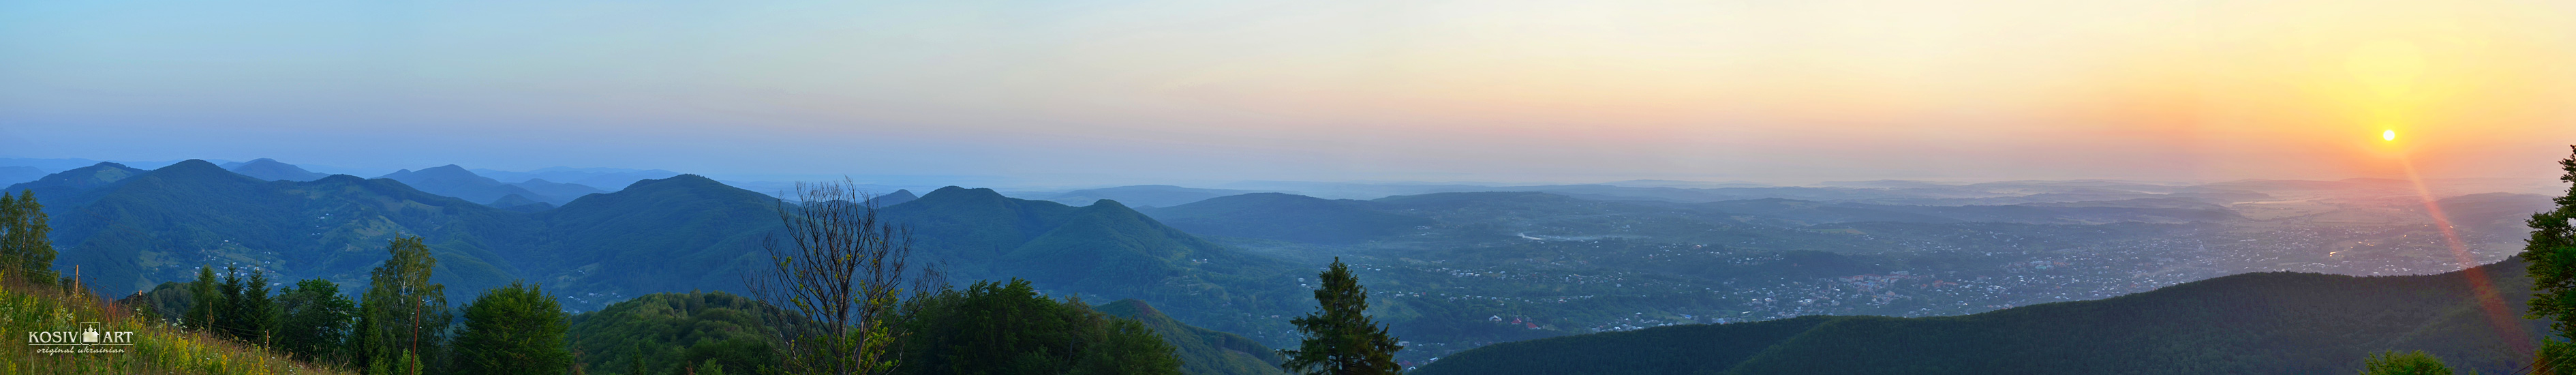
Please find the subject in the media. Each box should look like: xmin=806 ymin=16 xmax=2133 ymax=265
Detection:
xmin=7 ymin=1 xmax=2576 ymax=187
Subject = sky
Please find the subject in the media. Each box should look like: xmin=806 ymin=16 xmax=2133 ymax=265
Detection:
xmin=5 ymin=0 xmax=2576 ymax=187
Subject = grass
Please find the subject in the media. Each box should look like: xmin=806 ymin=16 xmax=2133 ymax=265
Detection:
xmin=0 ymin=269 xmax=354 ymax=374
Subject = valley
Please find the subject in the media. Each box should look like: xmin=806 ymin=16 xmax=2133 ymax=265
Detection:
xmin=2 ymin=158 xmax=2558 ymax=370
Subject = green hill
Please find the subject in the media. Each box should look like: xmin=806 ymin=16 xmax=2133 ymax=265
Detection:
xmin=48 ymin=160 xmax=534 ymax=297
xmin=566 ymin=291 xmax=795 ymax=375
xmin=1413 ymin=258 xmax=2548 ymax=375
xmin=224 ymin=158 xmax=329 ymax=181
xmin=1097 ymin=299 xmax=1288 ymax=375
xmin=4 ymin=161 xmax=147 ymax=207
xmin=378 ymin=164 xmax=557 ymax=207
xmin=885 ymin=187 xmax=1306 ymax=344
xmin=30 ymin=162 xmax=1304 ymax=347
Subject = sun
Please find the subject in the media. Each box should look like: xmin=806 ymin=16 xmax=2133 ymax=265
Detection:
xmin=2383 ymin=129 xmax=2396 ymax=141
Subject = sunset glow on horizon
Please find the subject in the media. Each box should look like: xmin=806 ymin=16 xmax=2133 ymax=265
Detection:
xmin=5 ymin=0 xmax=2575 ymax=185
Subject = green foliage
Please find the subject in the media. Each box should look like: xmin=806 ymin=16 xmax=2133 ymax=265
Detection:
xmin=2528 ymin=147 xmax=2576 ymax=359
xmin=1097 ymin=299 xmax=1288 ymax=375
xmin=37 ymin=164 xmax=1300 ymax=353
xmin=1280 ymin=258 xmax=1402 ymax=375
xmin=0 ymin=268 xmax=353 ymax=374
xmin=887 ymin=187 xmax=1305 ymax=345
xmin=356 ymin=237 xmax=450 ymax=374
xmin=216 ymin=267 xmax=277 ymax=344
xmin=892 ymin=279 xmax=1184 ymax=375
xmin=1413 ymin=260 xmax=2551 ymax=375
xmin=2359 ymin=350 xmax=2455 ymax=375
xmin=277 ymin=278 xmax=358 ymax=363
xmin=565 ymin=291 xmax=791 ymax=375
xmin=453 ymin=281 xmax=572 ymax=375
xmin=189 ymin=265 xmax=223 ymax=331
xmin=2539 ymin=340 xmax=2576 ymax=375
xmin=0 ymin=190 xmax=57 ymax=280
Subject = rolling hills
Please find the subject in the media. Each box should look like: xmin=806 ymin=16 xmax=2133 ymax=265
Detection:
xmin=14 ymin=160 xmax=1306 ymax=346
xmin=1413 ymin=257 xmax=2549 ymax=374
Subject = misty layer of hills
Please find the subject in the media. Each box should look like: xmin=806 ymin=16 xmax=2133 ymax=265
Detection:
xmin=3 ymin=156 xmax=2562 ymax=373
xmin=1414 ymin=258 xmax=2546 ymax=374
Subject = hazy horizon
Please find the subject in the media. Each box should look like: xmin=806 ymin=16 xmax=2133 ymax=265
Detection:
xmin=9 ymin=1 xmax=2576 ymax=187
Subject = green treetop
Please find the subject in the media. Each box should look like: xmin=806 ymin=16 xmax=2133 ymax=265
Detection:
xmin=356 ymin=236 xmax=451 ymax=373
xmin=2529 ymin=146 xmax=2576 ymax=374
xmin=1281 ymin=258 xmax=1403 ymax=375
xmin=453 ymin=280 xmax=572 ymax=375
xmin=0 ymin=190 xmax=54 ymax=280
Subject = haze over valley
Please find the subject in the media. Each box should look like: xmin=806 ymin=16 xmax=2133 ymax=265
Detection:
xmin=5 ymin=155 xmax=2557 ymax=368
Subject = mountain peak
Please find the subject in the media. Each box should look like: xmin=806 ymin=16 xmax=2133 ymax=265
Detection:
xmin=159 ymin=159 xmax=224 ymax=172
xmin=227 ymin=158 xmax=327 ymax=181
xmin=864 ymin=189 xmax=919 ymax=207
xmin=919 ymin=185 xmax=1007 ymax=202
xmin=624 ymin=174 xmax=725 ymax=191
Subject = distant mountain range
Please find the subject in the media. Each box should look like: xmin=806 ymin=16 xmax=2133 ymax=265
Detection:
xmin=1414 ymin=258 xmax=2547 ymax=374
xmin=1021 ymin=185 xmax=1261 ymax=208
xmin=9 ymin=160 xmax=1304 ymax=345
xmin=221 ymin=158 xmax=330 ymax=181
xmin=379 ymin=164 xmax=608 ymax=206
xmin=471 ymin=166 xmax=680 ymax=191
xmin=0 ymin=166 xmax=44 ymax=188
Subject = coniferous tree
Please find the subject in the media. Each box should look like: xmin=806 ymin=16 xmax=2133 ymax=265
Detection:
xmin=2528 ymin=146 xmax=2576 ymax=374
xmin=276 ymin=278 xmax=357 ymax=362
xmin=356 ymin=236 xmax=450 ymax=374
xmin=217 ymin=266 xmax=253 ymax=340
xmin=187 ymin=265 xmax=223 ymax=331
xmin=1280 ymin=258 xmax=1403 ymax=375
xmin=239 ymin=269 xmax=277 ymax=344
xmin=451 ymin=281 xmax=572 ymax=375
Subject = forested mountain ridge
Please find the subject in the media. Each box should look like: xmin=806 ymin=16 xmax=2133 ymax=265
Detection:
xmin=1097 ymin=299 xmax=1289 ymax=375
xmin=1413 ymin=257 xmax=2548 ymax=375
xmin=43 ymin=160 xmax=537 ymax=297
xmin=378 ymin=164 xmax=561 ymax=206
xmin=19 ymin=160 xmax=1307 ymax=346
xmin=5 ymin=162 xmax=149 ymax=208
xmin=882 ymin=186 xmax=1306 ymax=343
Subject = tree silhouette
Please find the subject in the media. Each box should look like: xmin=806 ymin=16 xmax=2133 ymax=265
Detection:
xmin=1281 ymin=257 xmax=1403 ymax=375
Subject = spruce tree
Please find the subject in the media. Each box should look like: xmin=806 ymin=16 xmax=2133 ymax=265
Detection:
xmin=1280 ymin=257 xmax=1403 ymax=375
xmin=241 ymin=269 xmax=277 ymax=344
xmin=188 ymin=265 xmax=222 ymax=330
xmin=451 ymin=281 xmax=572 ymax=375
xmin=276 ymin=278 xmax=356 ymax=362
xmin=218 ymin=266 xmax=250 ymax=340
xmin=2529 ymin=146 xmax=2576 ymax=374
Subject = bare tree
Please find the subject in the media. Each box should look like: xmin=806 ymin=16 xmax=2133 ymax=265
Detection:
xmin=748 ymin=179 xmax=915 ymax=375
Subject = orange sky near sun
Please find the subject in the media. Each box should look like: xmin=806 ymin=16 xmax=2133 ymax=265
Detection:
xmin=8 ymin=0 xmax=2576 ymax=183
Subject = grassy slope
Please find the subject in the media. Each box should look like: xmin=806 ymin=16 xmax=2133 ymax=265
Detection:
xmin=0 ymin=271 xmax=352 ymax=374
